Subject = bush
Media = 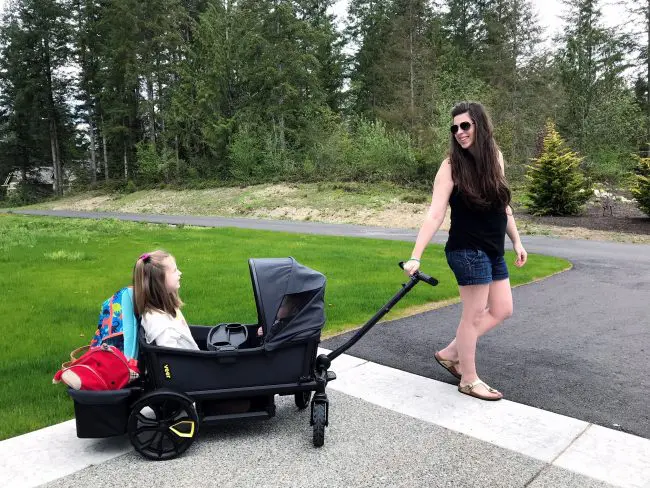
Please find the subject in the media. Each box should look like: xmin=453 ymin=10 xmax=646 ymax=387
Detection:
xmin=4 ymin=182 xmax=53 ymax=206
xmin=631 ymin=155 xmax=650 ymax=217
xmin=347 ymin=120 xmax=418 ymax=183
xmin=526 ymin=120 xmax=591 ymax=216
xmin=227 ymin=125 xmax=268 ymax=183
xmin=136 ymin=142 xmax=175 ymax=183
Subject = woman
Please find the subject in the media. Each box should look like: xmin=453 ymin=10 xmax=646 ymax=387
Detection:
xmin=404 ymin=101 xmax=527 ymax=401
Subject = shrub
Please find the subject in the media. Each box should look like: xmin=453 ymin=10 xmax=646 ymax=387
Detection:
xmin=348 ymin=120 xmax=418 ymax=183
xmin=227 ymin=125 xmax=268 ymax=183
xmin=136 ymin=142 xmax=174 ymax=183
xmin=526 ymin=120 xmax=591 ymax=216
xmin=631 ymin=155 xmax=650 ymax=217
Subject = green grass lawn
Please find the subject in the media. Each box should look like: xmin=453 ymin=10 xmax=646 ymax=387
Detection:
xmin=0 ymin=214 xmax=570 ymax=440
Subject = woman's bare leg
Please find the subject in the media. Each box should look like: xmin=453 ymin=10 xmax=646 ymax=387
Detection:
xmin=437 ymin=279 xmax=512 ymax=399
xmin=452 ymin=283 xmax=490 ymax=384
xmin=438 ymin=278 xmax=513 ymax=362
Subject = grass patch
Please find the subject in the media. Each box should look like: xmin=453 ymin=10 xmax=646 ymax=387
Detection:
xmin=20 ymin=182 xmax=429 ymax=215
xmin=0 ymin=214 xmax=570 ymax=439
xmin=43 ymin=250 xmax=88 ymax=261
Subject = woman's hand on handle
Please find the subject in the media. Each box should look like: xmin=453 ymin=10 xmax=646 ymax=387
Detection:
xmin=403 ymin=258 xmax=421 ymax=276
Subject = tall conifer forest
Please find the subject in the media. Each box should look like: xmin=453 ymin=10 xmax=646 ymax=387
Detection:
xmin=0 ymin=0 xmax=648 ymax=195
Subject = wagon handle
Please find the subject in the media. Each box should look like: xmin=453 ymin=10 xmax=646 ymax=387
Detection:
xmin=398 ymin=261 xmax=438 ymax=287
xmin=323 ymin=261 xmax=439 ymax=365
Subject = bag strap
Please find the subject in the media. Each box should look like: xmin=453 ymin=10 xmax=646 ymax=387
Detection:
xmin=107 ymin=294 xmax=115 ymax=335
xmin=61 ymin=345 xmax=90 ymax=369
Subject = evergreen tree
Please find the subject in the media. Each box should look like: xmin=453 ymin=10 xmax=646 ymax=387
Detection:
xmin=235 ymin=1 xmax=331 ymax=158
xmin=0 ymin=0 xmax=75 ymax=196
xmin=167 ymin=0 xmax=239 ymax=178
xmin=295 ymin=0 xmax=345 ymax=113
xmin=96 ymin=0 xmax=141 ymax=181
xmin=526 ymin=120 xmax=591 ymax=216
xmin=374 ymin=0 xmax=435 ymax=138
xmin=556 ymin=0 xmax=639 ymax=174
xmin=74 ymin=0 xmax=103 ymax=183
xmin=626 ymin=0 xmax=650 ymax=151
xmin=345 ymin=0 xmax=392 ymax=117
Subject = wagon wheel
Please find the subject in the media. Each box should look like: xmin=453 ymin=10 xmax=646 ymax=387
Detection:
xmin=295 ymin=391 xmax=311 ymax=409
xmin=128 ymin=391 xmax=199 ymax=461
xmin=311 ymin=401 xmax=327 ymax=447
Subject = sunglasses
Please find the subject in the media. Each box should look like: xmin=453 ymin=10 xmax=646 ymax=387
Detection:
xmin=450 ymin=121 xmax=473 ymax=134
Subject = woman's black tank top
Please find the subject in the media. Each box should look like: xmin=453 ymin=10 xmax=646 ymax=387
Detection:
xmin=445 ymin=186 xmax=507 ymax=256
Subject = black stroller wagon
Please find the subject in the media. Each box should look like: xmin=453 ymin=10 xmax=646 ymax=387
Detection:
xmin=67 ymin=257 xmax=437 ymax=460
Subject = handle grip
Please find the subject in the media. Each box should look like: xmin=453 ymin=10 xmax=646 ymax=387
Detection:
xmin=399 ymin=261 xmax=439 ymax=287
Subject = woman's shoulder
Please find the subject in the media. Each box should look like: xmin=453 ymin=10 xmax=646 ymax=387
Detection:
xmin=435 ymin=157 xmax=453 ymax=182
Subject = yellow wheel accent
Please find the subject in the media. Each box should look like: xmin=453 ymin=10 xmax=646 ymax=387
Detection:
xmin=169 ymin=420 xmax=195 ymax=438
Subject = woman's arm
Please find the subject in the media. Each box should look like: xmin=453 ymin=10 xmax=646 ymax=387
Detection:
xmin=499 ymin=152 xmax=527 ymax=267
xmin=404 ymin=159 xmax=454 ymax=274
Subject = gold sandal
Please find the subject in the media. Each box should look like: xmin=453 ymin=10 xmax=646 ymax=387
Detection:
xmin=458 ymin=379 xmax=503 ymax=401
xmin=434 ymin=351 xmax=461 ymax=380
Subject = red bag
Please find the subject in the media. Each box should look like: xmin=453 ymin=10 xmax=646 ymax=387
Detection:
xmin=53 ymin=344 xmax=139 ymax=391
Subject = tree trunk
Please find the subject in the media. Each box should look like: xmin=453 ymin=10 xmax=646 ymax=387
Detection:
xmin=175 ymin=135 xmax=180 ymax=175
xmin=101 ymin=113 xmax=109 ymax=182
xmin=43 ymin=36 xmax=63 ymax=196
xmin=276 ymin=4 xmax=286 ymax=153
xmin=124 ymin=144 xmax=128 ymax=181
xmin=49 ymin=118 xmax=62 ymax=196
xmin=409 ymin=27 xmax=415 ymax=133
xmin=647 ymin=0 xmax=650 ymax=152
xmin=89 ymin=114 xmax=97 ymax=185
xmin=147 ymin=75 xmax=156 ymax=145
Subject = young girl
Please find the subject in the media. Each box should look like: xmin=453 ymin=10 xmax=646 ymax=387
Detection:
xmin=133 ymin=250 xmax=200 ymax=350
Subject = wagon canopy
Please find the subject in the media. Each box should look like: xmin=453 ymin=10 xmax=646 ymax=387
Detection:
xmin=248 ymin=257 xmax=326 ymax=351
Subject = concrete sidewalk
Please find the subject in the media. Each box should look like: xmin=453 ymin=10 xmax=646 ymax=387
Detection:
xmin=2 ymin=350 xmax=648 ymax=488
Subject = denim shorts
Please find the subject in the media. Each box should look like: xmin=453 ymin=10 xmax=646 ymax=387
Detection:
xmin=445 ymin=249 xmax=509 ymax=286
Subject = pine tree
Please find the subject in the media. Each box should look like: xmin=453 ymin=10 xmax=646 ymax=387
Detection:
xmin=0 ymin=0 xmax=75 ymax=196
xmin=631 ymin=156 xmax=650 ymax=216
xmin=557 ymin=0 xmax=636 ymax=155
xmin=168 ymin=0 xmax=239 ymax=177
xmin=295 ymin=0 xmax=345 ymax=113
xmin=96 ymin=0 xmax=141 ymax=181
xmin=626 ymin=0 xmax=650 ymax=150
xmin=74 ymin=0 xmax=104 ymax=183
xmin=375 ymin=0 xmax=435 ymax=137
xmin=345 ymin=0 xmax=392 ymax=117
xmin=526 ymin=120 xmax=591 ymax=216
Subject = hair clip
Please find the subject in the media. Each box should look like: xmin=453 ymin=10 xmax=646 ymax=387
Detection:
xmin=139 ymin=253 xmax=151 ymax=262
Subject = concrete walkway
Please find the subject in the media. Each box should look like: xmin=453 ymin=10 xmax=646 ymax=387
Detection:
xmin=3 ymin=350 xmax=649 ymax=488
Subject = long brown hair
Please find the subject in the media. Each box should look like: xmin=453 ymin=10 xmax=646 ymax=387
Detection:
xmin=449 ymin=101 xmax=511 ymax=209
xmin=132 ymin=250 xmax=182 ymax=317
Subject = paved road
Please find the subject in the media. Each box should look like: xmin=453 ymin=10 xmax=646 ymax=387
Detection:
xmin=9 ymin=209 xmax=650 ymax=438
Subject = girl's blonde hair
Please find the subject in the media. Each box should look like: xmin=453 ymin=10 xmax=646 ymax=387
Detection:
xmin=133 ymin=249 xmax=183 ymax=317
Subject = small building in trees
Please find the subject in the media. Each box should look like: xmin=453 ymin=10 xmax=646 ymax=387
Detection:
xmin=1 ymin=167 xmax=75 ymax=195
